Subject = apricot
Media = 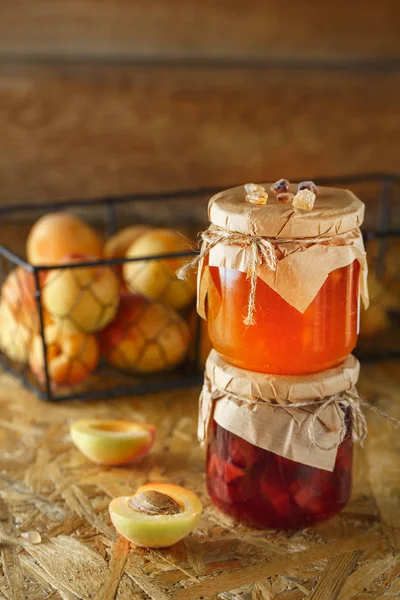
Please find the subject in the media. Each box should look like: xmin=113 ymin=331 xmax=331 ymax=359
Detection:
xmin=360 ymin=273 xmax=394 ymax=337
xmin=0 ymin=301 xmax=34 ymax=363
xmin=43 ymin=255 xmax=120 ymax=333
xmin=188 ymin=309 xmax=212 ymax=367
xmin=104 ymin=226 xmax=151 ymax=261
xmin=29 ymin=324 xmax=99 ymax=386
xmin=109 ymin=483 xmax=202 ymax=547
xmin=98 ymin=293 xmax=190 ymax=373
xmin=104 ymin=225 xmax=151 ymax=284
xmin=70 ymin=419 xmax=156 ymax=466
xmin=1 ymin=267 xmax=49 ymax=332
xmin=27 ymin=212 xmax=103 ymax=266
xmin=123 ymin=228 xmax=196 ymax=310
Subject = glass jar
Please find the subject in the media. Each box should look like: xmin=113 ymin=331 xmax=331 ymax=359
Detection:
xmin=198 ymin=183 xmax=367 ymax=374
xmin=206 ymin=418 xmax=352 ymax=529
xmin=207 ymin=260 xmax=360 ymax=374
xmin=199 ymin=350 xmax=360 ymax=530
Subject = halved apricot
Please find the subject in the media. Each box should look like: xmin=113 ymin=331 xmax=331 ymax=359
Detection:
xmin=109 ymin=483 xmax=202 ymax=547
xmin=70 ymin=419 xmax=156 ymax=466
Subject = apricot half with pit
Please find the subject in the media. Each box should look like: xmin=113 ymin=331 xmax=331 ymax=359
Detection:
xmin=123 ymin=228 xmax=196 ymax=310
xmin=70 ymin=419 xmax=156 ymax=466
xmin=109 ymin=483 xmax=202 ymax=547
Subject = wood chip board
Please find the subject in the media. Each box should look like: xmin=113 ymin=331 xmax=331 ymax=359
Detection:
xmin=0 ymin=360 xmax=399 ymax=599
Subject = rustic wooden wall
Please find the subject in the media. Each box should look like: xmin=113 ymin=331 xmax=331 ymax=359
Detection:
xmin=0 ymin=1 xmax=399 ymax=205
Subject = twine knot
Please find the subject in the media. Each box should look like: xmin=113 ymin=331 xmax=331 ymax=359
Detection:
xmin=201 ymin=376 xmax=400 ymax=453
xmin=176 ymin=226 xmax=278 ymax=326
xmin=306 ymin=392 xmax=367 ymax=451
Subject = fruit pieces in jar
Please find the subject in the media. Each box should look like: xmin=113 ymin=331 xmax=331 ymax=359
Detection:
xmin=206 ymin=422 xmax=352 ymax=529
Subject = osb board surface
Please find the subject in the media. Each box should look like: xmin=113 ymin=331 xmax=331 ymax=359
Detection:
xmin=0 ymin=64 xmax=400 ymax=205
xmin=0 ymin=1 xmax=398 ymax=61
xmin=0 ymin=360 xmax=399 ymax=600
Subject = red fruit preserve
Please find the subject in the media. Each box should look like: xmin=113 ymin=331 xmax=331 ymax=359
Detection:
xmin=206 ymin=419 xmax=352 ymax=529
xmin=199 ymin=350 xmax=361 ymax=530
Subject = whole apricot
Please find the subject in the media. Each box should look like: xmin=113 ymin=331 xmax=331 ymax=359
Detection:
xmin=104 ymin=225 xmax=151 ymax=283
xmin=0 ymin=301 xmax=34 ymax=363
xmin=104 ymin=226 xmax=151 ymax=261
xmin=43 ymin=255 xmax=120 ymax=333
xmin=1 ymin=267 xmax=48 ymax=332
xmin=27 ymin=212 xmax=103 ymax=266
xmin=360 ymin=273 xmax=394 ymax=337
xmin=98 ymin=293 xmax=190 ymax=373
xmin=29 ymin=324 xmax=99 ymax=386
xmin=188 ymin=308 xmax=212 ymax=367
xmin=109 ymin=483 xmax=202 ymax=547
xmin=70 ymin=419 xmax=156 ymax=465
xmin=123 ymin=229 xmax=196 ymax=310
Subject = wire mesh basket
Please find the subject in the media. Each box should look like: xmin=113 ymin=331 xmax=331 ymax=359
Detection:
xmin=0 ymin=173 xmax=399 ymax=401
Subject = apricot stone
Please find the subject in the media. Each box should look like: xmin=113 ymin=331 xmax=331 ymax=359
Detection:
xmin=27 ymin=212 xmax=103 ymax=266
xmin=43 ymin=255 xmax=120 ymax=333
xmin=70 ymin=419 xmax=156 ymax=465
xmin=29 ymin=324 xmax=99 ymax=386
xmin=98 ymin=293 xmax=190 ymax=373
xmin=109 ymin=483 xmax=202 ymax=547
xmin=123 ymin=228 xmax=196 ymax=310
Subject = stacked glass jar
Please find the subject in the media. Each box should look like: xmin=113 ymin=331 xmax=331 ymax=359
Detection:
xmin=195 ymin=180 xmax=369 ymax=529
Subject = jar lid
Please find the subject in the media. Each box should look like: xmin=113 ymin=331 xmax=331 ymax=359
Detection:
xmin=205 ymin=349 xmax=360 ymax=404
xmin=208 ymin=184 xmax=364 ymax=239
xmin=200 ymin=350 xmax=360 ymax=471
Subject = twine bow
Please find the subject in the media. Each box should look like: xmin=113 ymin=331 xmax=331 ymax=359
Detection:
xmin=201 ymin=376 xmax=400 ymax=452
xmin=177 ymin=226 xmax=277 ymax=326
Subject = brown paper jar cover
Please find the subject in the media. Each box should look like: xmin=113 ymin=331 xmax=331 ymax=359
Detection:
xmin=199 ymin=350 xmax=360 ymax=471
xmin=208 ymin=183 xmax=364 ymax=239
xmin=198 ymin=183 xmax=368 ymax=315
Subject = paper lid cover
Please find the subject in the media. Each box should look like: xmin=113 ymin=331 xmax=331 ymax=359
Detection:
xmin=208 ymin=183 xmax=365 ymax=239
xmin=205 ymin=349 xmax=360 ymax=405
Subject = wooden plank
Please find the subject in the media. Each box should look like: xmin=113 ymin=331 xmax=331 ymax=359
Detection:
xmin=0 ymin=1 xmax=399 ymax=62
xmin=0 ymin=63 xmax=399 ymax=206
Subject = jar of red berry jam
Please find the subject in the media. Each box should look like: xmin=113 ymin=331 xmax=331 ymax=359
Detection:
xmin=196 ymin=181 xmax=368 ymax=375
xmin=199 ymin=350 xmax=362 ymax=529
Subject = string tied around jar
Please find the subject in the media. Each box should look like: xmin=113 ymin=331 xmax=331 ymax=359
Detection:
xmin=177 ymin=225 xmax=353 ymax=326
xmin=177 ymin=226 xmax=277 ymax=326
xmin=201 ymin=376 xmax=400 ymax=452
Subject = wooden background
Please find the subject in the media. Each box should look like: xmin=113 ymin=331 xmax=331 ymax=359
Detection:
xmin=0 ymin=1 xmax=399 ymax=206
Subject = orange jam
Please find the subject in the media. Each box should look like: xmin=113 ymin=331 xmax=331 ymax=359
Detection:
xmin=206 ymin=261 xmax=360 ymax=374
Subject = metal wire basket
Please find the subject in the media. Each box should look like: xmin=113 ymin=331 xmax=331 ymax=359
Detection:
xmin=0 ymin=173 xmax=399 ymax=401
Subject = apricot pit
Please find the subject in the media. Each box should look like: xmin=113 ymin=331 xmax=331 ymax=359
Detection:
xmin=109 ymin=483 xmax=202 ymax=547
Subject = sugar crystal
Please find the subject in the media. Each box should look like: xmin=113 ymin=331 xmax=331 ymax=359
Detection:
xmin=292 ymin=189 xmax=316 ymax=211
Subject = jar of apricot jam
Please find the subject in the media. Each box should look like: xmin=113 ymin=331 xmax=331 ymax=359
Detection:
xmin=200 ymin=350 xmax=360 ymax=529
xmin=198 ymin=183 xmax=368 ymax=374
